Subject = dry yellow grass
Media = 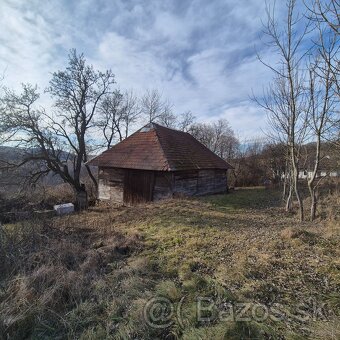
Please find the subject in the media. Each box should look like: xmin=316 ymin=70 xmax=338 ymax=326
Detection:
xmin=0 ymin=188 xmax=339 ymax=339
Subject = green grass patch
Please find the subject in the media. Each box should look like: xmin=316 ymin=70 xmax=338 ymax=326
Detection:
xmin=0 ymin=188 xmax=338 ymax=339
xmin=203 ymin=187 xmax=281 ymax=211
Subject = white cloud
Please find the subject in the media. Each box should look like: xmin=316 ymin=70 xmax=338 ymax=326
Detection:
xmin=0 ymin=0 xmax=289 ymax=138
xmin=216 ymin=103 xmax=267 ymax=140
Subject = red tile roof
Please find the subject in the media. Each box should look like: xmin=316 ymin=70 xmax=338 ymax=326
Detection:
xmin=88 ymin=123 xmax=232 ymax=171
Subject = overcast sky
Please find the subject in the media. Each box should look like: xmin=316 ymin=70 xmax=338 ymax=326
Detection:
xmin=0 ymin=0 xmax=294 ymax=139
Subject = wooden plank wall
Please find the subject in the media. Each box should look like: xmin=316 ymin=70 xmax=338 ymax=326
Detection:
xmin=98 ymin=168 xmax=227 ymax=204
xmin=174 ymin=169 xmax=227 ymax=196
xmin=153 ymin=172 xmax=173 ymax=200
xmin=173 ymin=170 xmax=199 ymax=196
xmin=98 ymin=167 xmax=124 ymax=203
xmin=123 ymin=170 xmax=154 ymax=204
xmin=197 ymin=169 xmax=227 ymax=195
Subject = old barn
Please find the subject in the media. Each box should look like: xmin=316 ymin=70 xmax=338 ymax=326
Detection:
xmin=88 ymin=123 xmax=232 ymax=204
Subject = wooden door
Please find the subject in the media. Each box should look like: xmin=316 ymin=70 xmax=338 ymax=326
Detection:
xmin=123 ymin=170 xmax=155 ymax=204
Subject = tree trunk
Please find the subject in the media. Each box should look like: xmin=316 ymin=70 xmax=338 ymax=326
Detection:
xmin=282 ymin=175 xmax=287 ymax=202
xmin=292 ymin=164 xmax=304 ymax=222
xmin=75 ymin=186 xmax=88 ymax=211
xmin=308 ymin=174 xmax=318 ymax=222
xmin=307 ymin=132 xmax=322 ymax=221
xmin=285 ymin=176 xmax=293 ymax=212
xmin=308 ymin=183 xmax=317 ymax=221
xmin=282 ymin=154 xmax=290 ymax=202
xmin=85 ymin=164 xmax=98 ymax=191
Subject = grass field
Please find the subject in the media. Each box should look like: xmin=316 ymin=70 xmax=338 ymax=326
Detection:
xmin=0 ymin=188 xmax=339 ymax=339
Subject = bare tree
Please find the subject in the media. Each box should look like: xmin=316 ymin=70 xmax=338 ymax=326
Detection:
xmin=256 ymin=77 xmax=299 ymax=211
xmin=97 ymin=89 xmax=142 ymax=149
xmin=308 ymin=0 xmax=340 ymax=99
xmin=0 ymin=84 xmax=79 ymax=185
xmin=306 ymin=49 xmax=338 ymax=220
xmin=190 ymin=119 xmax=239 ymax=161
xmin=262 ymin=142 xmax=288 ymax=184
xmin=158 ymin=100 xmax=177 ymax=128
xmin=229 ymin=138 xmax=268 ymax=187
xmin=302 ymin=0 xmax=340 ymax=219
xmin=0 ymin=50 xmax=115 ymax=206
xmin=190 ymin=122 xmax=215 ymax=150
xmin=306 ymin=0 xmax=339 ymax=34
xmin=213 ymin=119 xmax=239 ymax=159
xmin=97 ymin=90 xmax=125 ymax=148
xmin=255 ymin=0 xmax=311 ymax=221
xmin=140 ymin=89 xmax=165 ymax=123
xmin=122 ymin=90 xmax=141 ymax=138
xmin=140 ymin=89 xmax=179 ymax=128
xmin=178 ymin=111 xmax=196 ymax=132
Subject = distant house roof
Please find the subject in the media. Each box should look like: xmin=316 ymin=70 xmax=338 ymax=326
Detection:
xmin=88 ymin=123 xmax=232 ymax=171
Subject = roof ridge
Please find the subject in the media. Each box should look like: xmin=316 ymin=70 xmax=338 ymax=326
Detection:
xmin=185 ymin=132 xmax=234 ymax=169
xmin=152 ymin=122 xmax=187 ymax=133
xmin=153 ymin=125 xmax=173 ymax=171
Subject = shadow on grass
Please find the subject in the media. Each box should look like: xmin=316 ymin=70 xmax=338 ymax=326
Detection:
xmin=202 ymin=187 xmax=282 ymax=211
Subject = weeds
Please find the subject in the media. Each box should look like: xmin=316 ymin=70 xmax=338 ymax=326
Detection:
xmin=0 ymin=188 xmax=339 ymax=339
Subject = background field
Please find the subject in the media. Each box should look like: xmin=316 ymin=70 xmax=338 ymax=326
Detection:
xmin=0 ymin=188 xmax=339 ymax=339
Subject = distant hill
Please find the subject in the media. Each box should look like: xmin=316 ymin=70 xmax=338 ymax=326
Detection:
xmin=0 ymin=146 xmax=97 ymax=193
xmin=0 ymin=146 xmax=69 ymax=191
xmin=0 ymin=145 xmax=27 ymax=161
